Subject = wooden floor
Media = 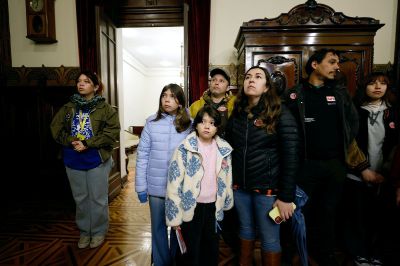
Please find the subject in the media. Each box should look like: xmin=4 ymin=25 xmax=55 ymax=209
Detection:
xmin=0 ymin=153 xmax=237 ymax=266
xmin=0 ymin=173 xmax=152 ymax=265
xmin=1 ymin=152 xmax=399 ymax=265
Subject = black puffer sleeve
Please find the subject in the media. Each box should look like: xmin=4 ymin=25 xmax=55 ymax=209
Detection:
xmin=276 ymin=105 xmax=300 ymax=202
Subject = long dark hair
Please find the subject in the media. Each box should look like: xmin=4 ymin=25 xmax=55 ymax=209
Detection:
xmin=234 ymin=66 xmax=281 ymax=134
xmin=354 ymin=72 xmax=391 ymax=106
xmin=153 ymin=83 xmax=191 ymax=133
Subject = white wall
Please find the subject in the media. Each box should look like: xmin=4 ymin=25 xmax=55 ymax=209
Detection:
xmin=8 ymin=0 xmax=79 ymax=67
xmin=9 ymin=0 xmax=396 ymax=68
xmin=210 ymin=0 xmax=398 ymax=65
xmin=121 ymin=50 xmax=183 ymax=129
xmin=119 ymin=48 xmax=182 ymax=176
xmin=122 ymin=51 xmax=147 ymax=129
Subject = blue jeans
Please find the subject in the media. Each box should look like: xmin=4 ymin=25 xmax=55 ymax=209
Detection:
xmin=66 ymin=158 xmax=112 ymax=237
xmin=149 ymin=196 xmax=177 ymax=266
xmin=234 ymin=189 xmax=281 ymax=252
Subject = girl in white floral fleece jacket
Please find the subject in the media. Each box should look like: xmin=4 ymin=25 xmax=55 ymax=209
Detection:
xmin=165 ymin=106 xmax=233 ymax=266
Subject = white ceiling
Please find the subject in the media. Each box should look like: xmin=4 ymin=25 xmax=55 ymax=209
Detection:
xmin=122 ymin=27 xmax=184 ymax=69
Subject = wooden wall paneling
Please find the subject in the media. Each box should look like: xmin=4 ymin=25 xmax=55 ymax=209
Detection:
xmin=0 ymin=0 xmax=11 ymax=67
xmin=0 ymin=0 xmax=11 ymax=90
xmin=394 ymin=0 xmax=400 ymax=89
xmin=234 ymin=0 xmax=384 ymax=95
xmin=118 ymin=0 xmax=183 ymax=27
xmin=2 ymin=66 xmax=79 ymax=203
xmin=4 ymin=63 xmax=123 ymax=202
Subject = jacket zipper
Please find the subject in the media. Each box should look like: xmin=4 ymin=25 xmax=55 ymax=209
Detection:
xmin=243 ymin=118 xmax=249 ymax=189
xmin=88 ymin=107 xmax=96 ymax=136
xmin=267 ymin=154 xmax=271 ymax=187
xmin=299 ymin=100 xmax=307 ymax=159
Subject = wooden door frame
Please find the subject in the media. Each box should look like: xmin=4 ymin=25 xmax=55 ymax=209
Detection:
xmin=394 ymin=0 xmax=400 ymax=88
xmin=96 ymin=6 xmax=122 ymax=201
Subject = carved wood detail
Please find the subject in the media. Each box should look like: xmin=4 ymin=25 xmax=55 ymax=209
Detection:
xmin=146 ymin=0 xmax=158 ymax=6
xmin=257 ymin=56 xmax=299 ymax=92
xmin=0 ymin=0 xmax=11 ymax=87
xmin=118 ymin=0 xmax=183 ymax=27
xmin=234 ymin=0 xmax=384 ymax=95
xmin=245 ymin=0 xmax=380 ymax=27
xmin=5 ymin=66 xmax=80 ymax=87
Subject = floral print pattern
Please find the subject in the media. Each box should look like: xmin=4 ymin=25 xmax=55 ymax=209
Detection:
xmin=187 ymin=156 xmax=201 ymax=177
xmin=165 ymin=131 xmax=234 ymax=227
xmin=168 ymin=161 xmax=180 ymax=182
xmin=165 ymin=198 xmax=179 ymax=221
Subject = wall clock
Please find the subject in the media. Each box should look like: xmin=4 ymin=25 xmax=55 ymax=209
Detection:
xmin=25 ymin=0 xmax=57 ymax=43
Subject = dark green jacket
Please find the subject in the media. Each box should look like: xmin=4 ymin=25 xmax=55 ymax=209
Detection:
xmin=50 ymin=100 xmax=120 ymax=162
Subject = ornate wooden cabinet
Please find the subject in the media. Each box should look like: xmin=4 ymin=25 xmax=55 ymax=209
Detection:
xmin=234 ymin=0 xmax=384 ymax=96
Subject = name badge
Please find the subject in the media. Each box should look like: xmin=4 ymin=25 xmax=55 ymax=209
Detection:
xmin=76 ymin=133 xmax=86 ymax=140
xmin=326 ymin=96 xmax=336 ymax=102
xmin=217 ymin=106 xmax=227 ymax=112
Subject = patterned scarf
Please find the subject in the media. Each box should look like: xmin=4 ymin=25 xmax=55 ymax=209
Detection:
xmin=202 ymin=90 xmax=230 ymax=109
xmin=70 ymin=94 xmax=105 ymax=111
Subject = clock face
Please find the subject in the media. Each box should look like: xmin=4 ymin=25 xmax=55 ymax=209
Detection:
xmin=30 ymin=0 xmax=44 ymax=12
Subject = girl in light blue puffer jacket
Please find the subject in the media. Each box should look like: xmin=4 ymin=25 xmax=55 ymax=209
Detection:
xmin=135 ymin=83 xmax=191 ymax=266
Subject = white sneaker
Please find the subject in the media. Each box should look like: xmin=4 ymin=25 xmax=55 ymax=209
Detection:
xmin=77 ymin=236 xmax=90 ymax=249
xmin=90 ymin=235 xmax=105 ymax=248
xmin=354 ymin=256 xmax=371 ymax=266
xmin=370 ymin=258 xmax=383 ymax=266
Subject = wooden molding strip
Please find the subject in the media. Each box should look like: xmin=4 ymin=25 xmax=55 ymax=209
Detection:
xmin=4 ymin=63 xmax=391 ymax=87
xmin=5 ymin=65 xmax=80 ymax=87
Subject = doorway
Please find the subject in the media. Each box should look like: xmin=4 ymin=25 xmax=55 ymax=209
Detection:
xmin=98 ymin=1 xmax=187 ymax=184
xmin=120 ymin=26 xmax=184 ymax=130
xmin=116 ymin=26 xmax=184 ymax=178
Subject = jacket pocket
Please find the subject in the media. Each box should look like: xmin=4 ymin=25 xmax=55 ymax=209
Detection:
xmin=91 ymin=117 xmax=106 ymax=134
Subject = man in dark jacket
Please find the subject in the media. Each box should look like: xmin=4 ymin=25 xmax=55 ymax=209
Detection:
xmin=284 ymin=48 xmax=358 ymax=265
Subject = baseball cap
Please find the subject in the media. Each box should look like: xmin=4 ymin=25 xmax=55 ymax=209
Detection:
xmin=210 ymin=68 xmax=230 ymax=85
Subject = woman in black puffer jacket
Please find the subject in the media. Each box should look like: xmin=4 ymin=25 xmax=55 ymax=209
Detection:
xmin=225 ymin=66 xmax=300 ymax=265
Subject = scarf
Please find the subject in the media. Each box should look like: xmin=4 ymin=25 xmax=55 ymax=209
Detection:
xmin=70 ymin=94 xmax=105 ymax=111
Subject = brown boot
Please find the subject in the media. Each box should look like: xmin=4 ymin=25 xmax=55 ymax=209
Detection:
xmin=292 ymin=254 xmax=301 ymax=266
xmin=261 ymin=251 xmax=281 ymax=266
xmin=239 ymin=238 xmax=254 ymax=266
